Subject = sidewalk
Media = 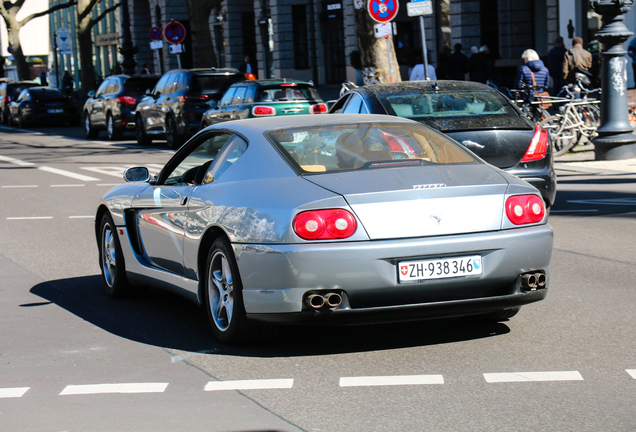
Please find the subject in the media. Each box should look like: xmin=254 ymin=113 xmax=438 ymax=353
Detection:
xmin=555 ymin=144 xmax=636 ymax=174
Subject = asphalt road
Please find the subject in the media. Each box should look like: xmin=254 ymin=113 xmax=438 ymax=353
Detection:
xmin=1 ymin=124 xmax=635 ymax=431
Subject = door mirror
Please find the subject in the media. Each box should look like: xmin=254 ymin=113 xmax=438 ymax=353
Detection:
xmin=208 ymin=100 xmax=218 ymax=109
xmin=87 ymin=90 xmax=95 ymax=98
xmin=145 ymin=88 xmax=152 ymax=96
xmin=124 ymin=166 xmax=151 ymax=183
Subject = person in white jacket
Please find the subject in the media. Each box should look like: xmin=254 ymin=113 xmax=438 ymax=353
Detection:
xmin=410 ymin=54 xmax=437 ymax=81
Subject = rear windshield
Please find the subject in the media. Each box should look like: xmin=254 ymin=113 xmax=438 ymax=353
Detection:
xmin=382 ymin=90 xmax=518 ymax=122
xmin=124 ymin=78 xmax=159 ymax=96
xmin=29 ymin=89 xmax=64 ymax=100
xmin=266 ymin=122 xmax=478 ymax=174
xmin=8 ymin=84 xmax=37 ymax=97
xmin=256 ymin=86 xmax=321 ymax=102
xmin=191 ymin=74 xmax=244 ymax=96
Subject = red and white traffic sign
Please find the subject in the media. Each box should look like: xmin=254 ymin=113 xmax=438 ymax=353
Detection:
xmin=164 ymin=21 xmax=186 ymax=44
xmin=149 ymin=26 xmax=162 ymax=41
xmin=368 ymin=0 xmax=399 ymax=23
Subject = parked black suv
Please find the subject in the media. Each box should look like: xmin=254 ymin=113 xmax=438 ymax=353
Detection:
xmin=83 ymin=75 xmax=160 ymax=140
xmin=135 ymin=68 xmax=245 ymax=148
xmin=0 ymin=81 xmax=39 ymax=124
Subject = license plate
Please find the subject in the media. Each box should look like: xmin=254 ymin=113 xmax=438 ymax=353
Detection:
xmin=398 ymin=255 xmax=482 ymax=282
xmin=47 ymin=109 xmax=63 ymax=113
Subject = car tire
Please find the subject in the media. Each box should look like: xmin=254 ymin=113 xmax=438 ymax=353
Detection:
xmin=0 ymin=109 xmax=5 ymax=125
xmin=99 ymin=213 xmax=135 ymax=298
xmin=18 ymin=110 xmax=25 ymax=128
xmin=84 ymin=112 xmax=98 ymax=138
xmin=135 ymin=114 xmax=152 ymax=146
xmin=204 ymin=237 xmax=264 ymax=345
xmin=106 ymin=113 xmax=122 ymax=140
xmin=165 ymin=116 xmax=182 ymax=149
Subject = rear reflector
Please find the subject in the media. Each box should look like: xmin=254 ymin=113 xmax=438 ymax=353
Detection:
xmin=252 ymin=106 xmax=276 ymax=116
xmin=505 ymin=195 xmax=545 ymax=225
xmin=179 ymin=94 xmax=210 ymax=102
xmin=116 ymin=96 xmax=137 ymax=105
xmin=293 ymin=209 xmax=357 ymax=240
xmin=309 ymin=103 xmax=327 ymax=114
xmin=521 ymin=125 xmax=549 ymax=162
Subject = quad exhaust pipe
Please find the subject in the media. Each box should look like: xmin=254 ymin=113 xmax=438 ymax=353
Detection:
xmin=521 ymin=272 xmax=547 ymax=291
xmin=305 ymin=292 xmax=343 ymax=310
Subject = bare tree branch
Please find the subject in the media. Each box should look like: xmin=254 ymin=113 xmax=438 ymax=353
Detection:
xmin=20 ymin=1 xmax=77 ymax=26
xmin=85 ymin=2 xmax=120 ymax=33
xmin=78 ymin=0 xmax=102 ymax=22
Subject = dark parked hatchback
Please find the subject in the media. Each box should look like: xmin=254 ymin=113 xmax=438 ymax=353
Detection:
xmin=135 ymin=68 xmax=245 ymax=148
xmin=330 ymin=81 xmax=556 ymax=207
xmin=83 ymin=75 xmax=160 ymax=140
xmin=8 ymin=87 xmax=80 ymax=127
xmin=0 ymin=81 xmax=38 ymax=124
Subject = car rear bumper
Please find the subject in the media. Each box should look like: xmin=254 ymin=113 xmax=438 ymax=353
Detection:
xmin=235 ymin=224 xmax=553 ymax=321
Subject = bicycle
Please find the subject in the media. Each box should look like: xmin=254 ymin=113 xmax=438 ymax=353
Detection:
xmin=539 ymin=80 xmax=601 ymax=156
xmin=507 ymin=83 xmax=552 ymax=124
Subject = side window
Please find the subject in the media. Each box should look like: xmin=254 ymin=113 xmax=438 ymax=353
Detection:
xmin=202 ymin=135 xmax=248 ymax=184
xmin=219 ymin=88 xmax=237 ymax=106
xmin=154 ymin=73 xmax=172 ymax=95
xmin=110 ymin=80 xmax=121 ymax=93
xmin=341 ymin=94 xmax=363 ymax=114
xmin=17 ymin=90 xmax=30 ymax=102
xmin=165 ymin=74 xmax=180 ymax=94
xmin=329 ymin=94 xmax=350 ymax=114
xmin=244 ymin=86 xmax=256 ymax=103
xmin=162 ymin=132 xmax=235 ymax=186
xmin=232 ymin=87 xmax=247 ymax=104
xmin=95 ymin=79 xmax=110 ymax=97
xmin=0 ymin=83 xmax=5 ymax=96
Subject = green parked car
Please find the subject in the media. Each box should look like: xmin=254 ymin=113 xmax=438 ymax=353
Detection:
xmin=200 ymin=79 xmax=327 ymax=128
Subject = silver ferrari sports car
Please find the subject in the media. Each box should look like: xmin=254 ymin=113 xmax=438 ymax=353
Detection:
xmin=95 ymin=114 xmax=553 ymax=345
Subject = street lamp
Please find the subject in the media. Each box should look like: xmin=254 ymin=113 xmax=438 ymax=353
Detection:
xmin=591 ymin=0 xmax=636 ymax=160
xmin=119 ymin=0 xmax=137 ymax=75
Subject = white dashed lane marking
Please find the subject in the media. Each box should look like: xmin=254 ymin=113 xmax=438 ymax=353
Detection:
xmin=627 ymin=370 xmax=636 ymax=379
xmin=204 ymin=379 xmax=294 ymax=391
xmin=6 ymin=217 xmax=53 ymax=220
xmin=0 ymin=387 xmax=30 ymax=398
xmin=60 ymin=383 xmax=169 ymax=395
xmin=340 ymin=375 xmax=444 ymax=387
xmin=483 ymin=371 xmax=584 ymax=383
xmin=1 ymin=185 xmax=38 ymax=188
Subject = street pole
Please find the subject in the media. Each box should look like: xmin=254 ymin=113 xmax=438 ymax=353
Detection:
xmin=385 ymin=35 xmax=393 ymax=83
xmin=54 ymin=32 xmax=59 ymax=88
xmin=119 ymin=0 xmax=137 ymax=75
xmin=419 ymin=15 xmax=429 ymax=80
xmin=591 ymin=0 xmax=636 ymax=160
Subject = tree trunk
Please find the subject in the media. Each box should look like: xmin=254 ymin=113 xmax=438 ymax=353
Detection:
xmin=354 ymin=8 xmax=401 ymax=84
xmin=185 ymin=0 xmax=221 ymax=68
xmin=6 ymin=21 xmax=30 ymax=80
xmin=77 ymin=23 xmax=95 ymax=100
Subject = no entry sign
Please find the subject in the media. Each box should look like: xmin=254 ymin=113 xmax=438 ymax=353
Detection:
xmin=368 ymin=0 xmax=399 ymax=23
xmin=164 ymin=21 xmax=186 ymax=44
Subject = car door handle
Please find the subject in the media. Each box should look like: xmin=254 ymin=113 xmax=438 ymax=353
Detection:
xmin=180 ymin=197 xmax=188 ymax=206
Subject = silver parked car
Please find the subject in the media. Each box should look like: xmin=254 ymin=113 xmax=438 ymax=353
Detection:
xmin=95 ymin=114 xmax=553 ymax=345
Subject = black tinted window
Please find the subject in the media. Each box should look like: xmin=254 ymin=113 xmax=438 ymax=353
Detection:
xmin=124 ymin=78 xmax=160 ymax=96
xmin=28 ymin=89 xmax=64 ymax=100
xmin=191 ymin=74 xmax=243 ymax=96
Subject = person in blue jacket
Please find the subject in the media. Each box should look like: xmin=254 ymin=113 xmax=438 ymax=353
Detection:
xmin=515 ymin=49 xmax=550 ymax=99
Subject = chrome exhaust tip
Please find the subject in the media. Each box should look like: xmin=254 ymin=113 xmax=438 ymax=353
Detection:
xmin=536 ymin=273 xmax=546 ymax=288
xmin=324 ymin=292 xmax=342 ymax=308
xmin=306 ymin=294 xmax=325 ymax=309
xmin=521 ymin=273 xmax=538 ymax=290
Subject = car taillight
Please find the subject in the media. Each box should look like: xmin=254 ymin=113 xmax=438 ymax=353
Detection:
xmin=116 ymin=96 xmax=137 ymax=105
xmin=4 ymin=96 xmax=10 ymax=103
xmin=309 ymin=103 xmax=327 ymax=114
xmin=521 ymin=125 xmax=549 ymax=162
xmin=380 ymin=131 xmax=418 ymax=157
xmin=505 ymin=195 xmax=545 ymax=225
xmin=293 ymin=209 xmax=357 ymax=240
xmin=252 ymin=106 xmax=276 ymax=116
xmin=179 ymin=94 xmax=210 ymax=102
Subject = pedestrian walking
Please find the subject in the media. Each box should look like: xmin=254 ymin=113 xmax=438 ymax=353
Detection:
xmin=140 ymin=63 xmax=152 ymax=75
xmin=628 ymin=36 xmax=636 ymax=88
xmin=62 ymin=71 xmax=73 ymax=96
xmin=468 ymin=46 xmax=489 ymax=83
xmin=436 ymin=46 xmax=453 ymax=80
xmin=238 ymin=55 xmax=252 ymax=74
xmin=39 ymin=71 xmax=48 ymax=86
xmin=515 ymin=49 xmax=550 ymax=96
xmin=410 ymin=54 xmax=437 ymax=81
xmin=547 ymin=36 xmax=567 ymax=95
xmin=563 ymin=36 xmax=593 ymax=84
xmin=450 ymin=43 xmax=468 ymax=80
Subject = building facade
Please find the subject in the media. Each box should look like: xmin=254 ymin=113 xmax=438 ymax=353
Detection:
xmin=45 ymin=0 xmax=636 ymax=92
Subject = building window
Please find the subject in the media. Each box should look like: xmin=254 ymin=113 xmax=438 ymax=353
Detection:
xmin=292 ymin=5 xmax=310 ymax=69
